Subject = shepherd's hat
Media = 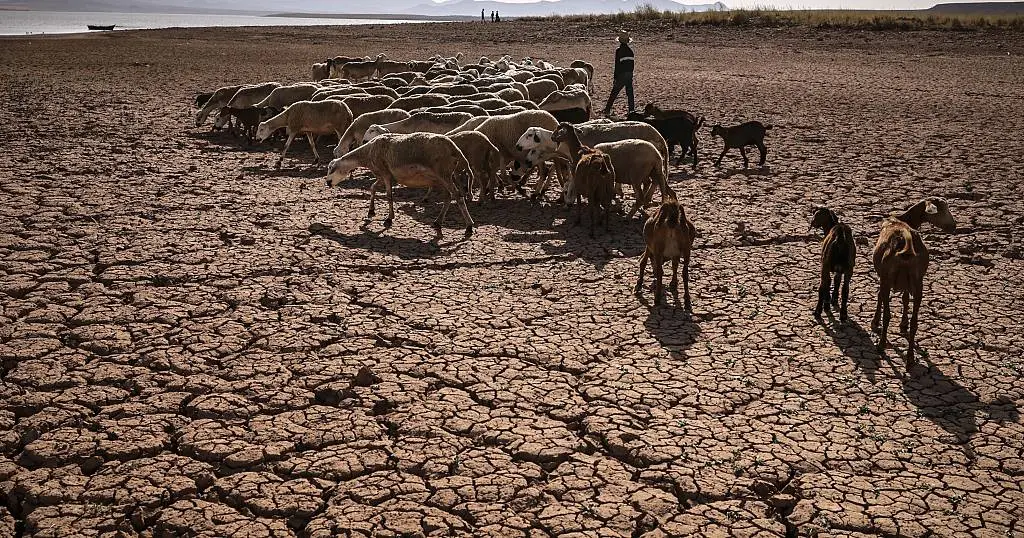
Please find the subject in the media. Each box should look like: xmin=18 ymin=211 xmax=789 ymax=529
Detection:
xmin=617 ymin=30 xmax=633 ymax=44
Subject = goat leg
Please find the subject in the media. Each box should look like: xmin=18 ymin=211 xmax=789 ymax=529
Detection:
xmin=871 ymin=286 xmax=884 ymax=333
xmin=900 ymin=290 xmax=910 ymax=335
xmin=757 ymin=142 xmax=768 ymax=166
xmin=367 ymin=178 xmax=381 ymax=220
xmin=715 ymin=148 xmax=728 ymax=167
xmin=669 ymin=257 xmax=679 ymax=292
xmin=831 ymin=272 xmax=843 ymax=308
xmin=635 ymin=251 xmax=649 ymax=295
xmin=653 ymin=253 xmax=665 ymax=306
xmin=814 ymin=267 xmax=831 ymax=318
xmin=740 ymin=146 xmax=749 ymax=169
xmin=840 ymin=272 xmax=851 ymax=322
xmin=907 ymin=291 xmax=922 ymax=368
xmin=878 ymin=285 xmax=892 ymax=352
xmin=683 ymin=252 xmax=692 ymax=313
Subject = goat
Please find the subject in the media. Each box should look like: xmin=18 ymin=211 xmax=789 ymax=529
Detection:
xmin=871 ymin=198 xmax=956 ymax=366
xmin=710 ymin=121 xmax=772 ymax=168
xmin=627 ymin=111 xmax=703 ymax=169
xmin=635 ymin=189 xmax=696 ymax=309
xmin=810 ymin=207 xmax=856 ymax=321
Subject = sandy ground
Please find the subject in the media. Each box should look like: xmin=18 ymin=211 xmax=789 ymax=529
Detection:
xmin=1 ymin=20 xmax=1023 ymax=537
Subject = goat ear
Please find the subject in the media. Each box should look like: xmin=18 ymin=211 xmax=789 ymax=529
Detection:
xmin=925 ymin=201 xmax=939 ymax=214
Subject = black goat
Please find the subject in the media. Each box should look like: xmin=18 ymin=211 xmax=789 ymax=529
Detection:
xmin=626 ymin=111 xmax=703 ymax=169
xmin=710 ymin=121 xmax=772 ymax=168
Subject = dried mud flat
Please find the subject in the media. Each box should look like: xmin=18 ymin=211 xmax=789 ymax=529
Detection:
xmin=1 ymin=20 xmax=1023 ymax=537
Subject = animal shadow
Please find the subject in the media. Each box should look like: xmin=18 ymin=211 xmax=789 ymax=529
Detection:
xmin=818 ymin=317 xmax=882 ymax=383
xmin=641 ymin=295 xmax=703 ymax=354
xmin=723 ymin=165 xmax=773 ymax=179
xmin=307 ymin=222 xmax=464 ymax=259
xmin=902 ymin=359 xmax=1019 ymax=444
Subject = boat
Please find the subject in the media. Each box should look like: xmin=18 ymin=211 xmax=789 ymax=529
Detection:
xmin=87 ymin=25 xmax=116 ymax=31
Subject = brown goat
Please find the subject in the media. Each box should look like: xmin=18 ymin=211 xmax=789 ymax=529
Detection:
xmin=710 ymin=121 xmax=772 ymax=168
xmin=810 ymin=207 xmax=856 ymax=321
xmin=551 ymin=122 xmax=614 ymax=236
xmin=871 ymin=198 xmax=956 ymax=366
xmin=635 ymin=190 xmax=696 ymax=309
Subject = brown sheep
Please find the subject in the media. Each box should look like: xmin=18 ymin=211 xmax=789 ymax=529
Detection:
xmin=871 ymin=198 xmax=956 ymax=366
xmin=810 ymin=207 xmax=856 ymax=321
xmin=635 ymin=189 xmax=696 ymax=309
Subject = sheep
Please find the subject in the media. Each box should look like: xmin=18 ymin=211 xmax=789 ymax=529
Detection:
xmin=331 ymin=94 xmax=395 ymax=118
xmin=488 ymin=88 xmax=522 ymax=102
xmin=407 ymin=60 xmax=436 ymax=73
xmin=342 ymin=54 xmax=386 ymax=81
xmin=535 ymin=73 xmax=566 ymax=90
xmin=525 ymin=79 xmax=560 ymax=103
xmin=548 ymin=123 xmax=667 ymax=217
xmin=810 ymin=207 xmax=856 ymax=322
xmin=398 ymin=86 xmax=432 ymax=97
xmin=473 ymin=109 xmax=558 ymax=165
xmin=312 ymin=59 xmax=333 ymax=82
xmin=195 ymin=91 xmax=214 ymax=109
xmin=334 ymin=109 xmax=411 ymax=157
xmin=311 ymin=88 xmax=371 ymax=101
xmin=871 ymin=199 xmax=956 ymax=365
xmin=515 ymin=121 xmax=670 ymax=180
xmin=416 ymin=104 xmax=489 ymax=117
xmin=454 ymin=92 xmax=503 ymax=103
xmin=449 ymin=131 xmax=502 ymax=200
xmin=255 ymin=100 xmax=354 ymax=168
xmin=387 ymin=94 xmax=451 ymax=112
xmin=328 ymin=56 xmax=370 ymax=79
xmin=626 ymin=111 xmax=703 ymax=168
xmin=363 ymin=111 xmax=475 ymax=141
xmin=570 ymin=60 xmax=595 ymax=91
xmin=325 ymin=132 xmax=475 ymax=238
xmin=489 ymin=106 xmax=529 ymax=116
xmin=377 ymin=59 xmax=414 ymax=78
xmin=255 ymin=84 xmax=320 ymax=111
xmin=510 ymin=71 xmax=534 ymax=83
xmin=453 ymin=98 xmax=510 ymax=111
xmin=710 ymin=121 xmax=773 ymax=168
xmin=194 ymin=84 xmax=243 ymax=126
xmin=558 ymin=67 xmax=591 ymax=92
xmin=508 ymin=100 xmax=540 ymax=110
xmin=428 ymin=85 xmax=479 ymax=97
xmin=384 ymin=71 xmax=419 ymax=83
xmin=445 ymin=116 xmax=489 ymax=135
xmin=213 ymin=106 xmax=271 ymax=144
xmin=635 ymin=190 xmax=696 ymax=309
xmin=538 ymin=88 xmax=592 ymax=118
xmin=350 ymin=86 xmax=400 ymax=99
xmin=225 ymin=82 xmax=281 ymax=109
xmin=556 ymin=124 xmax=615 ymax=236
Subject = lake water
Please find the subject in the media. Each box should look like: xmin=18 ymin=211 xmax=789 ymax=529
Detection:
xmin=0 ymin=11 xmax=427 ymax=36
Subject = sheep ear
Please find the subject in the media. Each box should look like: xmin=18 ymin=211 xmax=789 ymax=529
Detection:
xmin=925 ymin=201 xmax=938 ymax=214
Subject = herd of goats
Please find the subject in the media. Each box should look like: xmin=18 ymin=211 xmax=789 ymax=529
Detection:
xmin=192 ymin=52 xmax=957 ymax=369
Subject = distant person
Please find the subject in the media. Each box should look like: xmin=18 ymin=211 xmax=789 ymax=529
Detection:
xmin=603 ymin=30 xmax=635 ymax=116
xmin=482 ymin=8 xmax=485 ymax=21
xmin=496 ymin=11 xmax=501 ymax=22
xmin=491 ymin=11 xmax=495 ymax=22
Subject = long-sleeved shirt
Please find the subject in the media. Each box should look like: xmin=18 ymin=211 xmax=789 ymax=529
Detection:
xmin=613 ymin=43 xmax=635 ymax=80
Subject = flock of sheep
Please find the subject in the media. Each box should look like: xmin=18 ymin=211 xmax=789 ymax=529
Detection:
xmin=192 ymin=51 xmax=956 ymax=369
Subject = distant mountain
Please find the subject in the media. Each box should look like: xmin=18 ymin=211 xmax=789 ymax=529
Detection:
xmin=927 ymin=1 xmax=1024 ymax=13
xmin=404 ymin=0 xmax=726 ymax=16
xmin=0 ymin=0 xmax=726 ymax=16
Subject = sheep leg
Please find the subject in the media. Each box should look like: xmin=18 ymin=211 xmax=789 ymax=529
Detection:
xmin=839 ymin=271 xmax=851 ymax=322
xmin=740 ymin=147 xmax=749 ymax=169
xmin=757 ymin=142 xmax=768 ymax=166
xmin=434 ymin=188 xmax=451 ymax=232
xmin=455 ymin=195 xmax=474 ymax=237
xmin=900 ymin=290 xmax=910 ymax=335
xmin=367 ymin=178 xmax=380 ymax=220
xmin=384 ymin=177 xmax=395 ymax=227
xmin=276 ymin=133 xmax=297 ymax=169
xmin=877 ymin=285 xmax=892 ymax=352
xmin=626 ymin=181 xmax=656 ymax=219
xmin=306 ymin=134 xmax=322 ymax=165
xmin=907 ymin=291 xmax=922 ymax=368
xmin=635 ymin=251 xmax=649 ymax=295
xmin=814 ymin=267 xmax=831 ymax=318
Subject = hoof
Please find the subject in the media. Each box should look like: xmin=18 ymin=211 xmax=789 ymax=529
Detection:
xmin=433 ymin=222 xmax=443 ymax=231
xmin=839 ymin=313 xmax=849 ymax=322
xmin=382 ymin=218 xmax=393 ymax=228
xmin=464 ymin=225 xmax=473 ymax=238
xmin=877 ymin=342 xmax=886 ymax=353
xmin=634 ymin=284 xmax=642 ymax=295
xmin=274 ymin=161 xmax=283 ymax=170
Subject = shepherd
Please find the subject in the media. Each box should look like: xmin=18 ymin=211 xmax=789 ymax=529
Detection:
xmin=603 ymin=30 xmax=636 ymax=116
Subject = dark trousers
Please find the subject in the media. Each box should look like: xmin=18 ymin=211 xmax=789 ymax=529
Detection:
xmin=604 ymin=77 xmax=634 ymax=113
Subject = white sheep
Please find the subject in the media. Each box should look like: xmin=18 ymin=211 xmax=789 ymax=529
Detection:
xmin=194 ymin=84 xmax=243 ymax=127
xmin=225 ymin=82 xmax=281 ymax=110
xmin=525 ymin=79 xmax=560 ymax=103
xmin=363 ymin=111 xmax=475 ymax=142
xmin=334 ymin=109 xmax=410 ymax=157
xmin=538 ymin=88 xmax=592 ymax=118
xmin=255 ymin=84 xmax=320 ymax=111
xmin=449 ymin=131 xmax=502 ymax=200
xmin=255 ymin=100 xmax=354 ymax=168
xmin=387 ymin=94 xmax=451 ymax=111
xmin=325 ymin=132 xmax=475 ymax=238
xmin=341 ymin=54 xmax=386 ymax=82
xmin=329 ymin=94 xmax=395 ymax=118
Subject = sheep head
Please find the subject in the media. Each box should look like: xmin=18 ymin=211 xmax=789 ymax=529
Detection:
xmin=255 ymin=120 xmax=275 ymax=142
xmin=923 ymin=198 xmax=956 ymax=232
xmin=362 ymin=124 xmax=389 ymax=142
xmin=213 ymin=107 xmax=232 ymax=130
xmin=325 ymin=157 xmax=360 ymax=187
xmin=515 ymin=127 xmax=553 ymax=154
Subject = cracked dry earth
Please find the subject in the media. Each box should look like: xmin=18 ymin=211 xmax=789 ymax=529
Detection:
xmin=1 ymin=21 xmax=1023 ymax=538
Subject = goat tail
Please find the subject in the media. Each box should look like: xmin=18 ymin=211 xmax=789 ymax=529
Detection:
xmin=896 ymin=232 xmax=916 ymax=259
